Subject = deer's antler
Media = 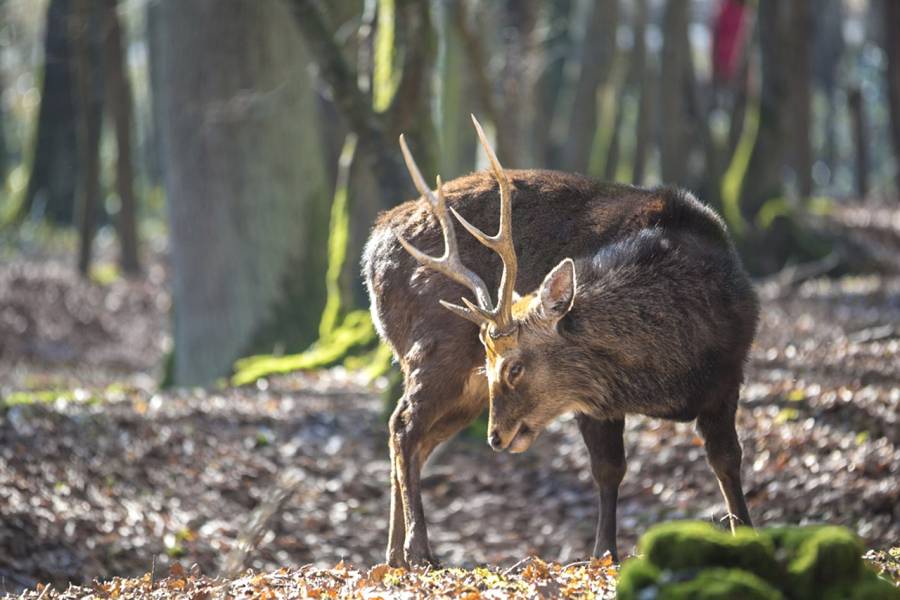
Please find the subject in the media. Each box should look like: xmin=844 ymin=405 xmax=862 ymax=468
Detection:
xmin=395 ymin=116 xmax=519 ymax=335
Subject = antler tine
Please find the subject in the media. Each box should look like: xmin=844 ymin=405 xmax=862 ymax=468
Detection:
xmin=460 ymin=115 xmax=518 ymax=333
xmin=395 ymin=135 xmax=494 ymax=312
xmin=439 ymin=299 xmax=492 ymax=327
xmin=399 ymin=134 xmax=438 ymax=207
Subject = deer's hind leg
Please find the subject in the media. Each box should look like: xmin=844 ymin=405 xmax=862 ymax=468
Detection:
xmin=387 ymin=360 xmax=485 ymax=567
xmin=696 ymin=388 xmax=753 ymax=532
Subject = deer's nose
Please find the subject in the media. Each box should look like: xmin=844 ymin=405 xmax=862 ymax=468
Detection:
xmin=488 ymin=430 xmax=503 ymax=451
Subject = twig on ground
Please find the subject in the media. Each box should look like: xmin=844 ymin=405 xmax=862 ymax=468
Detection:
xmin=761 ymin=251 xmax=842 ymax=293
xmin=503 ymin=556 xmax=534 ymax=576
xmin=36 ymin=583 xmax=50 ymax=600
xmin=848 ymin=324 xmax=897 ymax=344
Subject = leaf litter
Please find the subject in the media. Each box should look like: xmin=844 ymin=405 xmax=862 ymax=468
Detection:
xmin=1 ymin=209 xmax=899 ymax=597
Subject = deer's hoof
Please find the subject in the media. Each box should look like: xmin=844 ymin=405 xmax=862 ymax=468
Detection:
xmin=387 ymin=550 xmax=408 ymax=569
xmin=403 ymin=542 xmax=438 ymax=568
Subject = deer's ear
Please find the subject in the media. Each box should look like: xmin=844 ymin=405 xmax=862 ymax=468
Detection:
xmin=539 ymin=258 xmax=576 ymax=321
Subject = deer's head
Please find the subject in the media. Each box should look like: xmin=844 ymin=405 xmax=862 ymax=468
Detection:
xmin=396 ymin=116 xmax=580 ymax=453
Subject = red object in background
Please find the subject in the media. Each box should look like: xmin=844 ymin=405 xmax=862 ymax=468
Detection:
xmin=713 ymin=0 xmax=749 ymax=82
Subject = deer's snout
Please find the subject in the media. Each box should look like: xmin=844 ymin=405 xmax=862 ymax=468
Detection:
xmin=488 ymin=430 xmax=503 ymax=451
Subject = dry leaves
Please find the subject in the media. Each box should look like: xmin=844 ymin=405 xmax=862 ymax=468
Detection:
xmin=10 ymin=558 xmax=620 ymax=599
xmin=1 ymin=204 xmax=899 ymax=597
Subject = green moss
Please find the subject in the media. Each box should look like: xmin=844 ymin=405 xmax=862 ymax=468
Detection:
xmin=784 ymin=527 xmax=864 ymax=600
xmin=1 ymin=387 xmax=107 ymax=410
xmin=842 ymin=572 xmax=900 ymax=600
xmin=641 ymin=521 xmax=778 ymax=581
xmin=755 ymin=196 xmax=793 ymax=230
xmin=160 ymin=347 xmax=176 ymax=389
xmin=765 ymin=525 xmax=825 ymax=555
xmin=319 ymin=135 xmax=358 ymax=338
xmin=658 ymin=568 xmax=783 ymax=600
xmin=721 ymin=89 xmax=760 ymax=238
xmin=89 ymin=262 xmax=121 ymax=286
xmin=616 ymin=558 xmax=661 ymax=599
xmin=231 ymin=310 xmax=377 ymax=386
xmin=373 ymin=0 xmax=401 ymax=112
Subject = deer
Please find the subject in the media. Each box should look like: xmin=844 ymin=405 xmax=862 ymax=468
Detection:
xmin=363 ymin=116 xmax=759 ymax=568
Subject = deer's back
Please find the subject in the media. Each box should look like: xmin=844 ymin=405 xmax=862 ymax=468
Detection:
xmin=363 ymin=170 xmax=753 ymax=376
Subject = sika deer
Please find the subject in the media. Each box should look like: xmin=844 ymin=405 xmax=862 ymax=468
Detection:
xmin=363 ymin=117 xmax=759 ymax=567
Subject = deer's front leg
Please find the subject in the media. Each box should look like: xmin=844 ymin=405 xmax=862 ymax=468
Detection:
xmin=388 ymin=395 xmax=436 ymax=567
xmin=577 ymin=415 xmax=626 ymax=561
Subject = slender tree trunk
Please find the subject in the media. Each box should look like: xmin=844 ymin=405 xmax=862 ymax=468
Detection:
xmin=631 ymin=0 xmax=651 ymax=185
xmin=813 ymin=0 xmax=843 ymax=186
xmin=500 ymin=0 xmax=538 ymax=167
xmin=102 ymin=0 xmax=140 ymax=274
xmin=19 ymin=0 xmax=78 ymax=223
xmin=157 ymin=0 xmax=330 ymax=385
xmin=144 ymin=0 xmax=164 ymax=187
xmin=0 ymin=0 xmax=7 ymax=187
xmin=659 ymin=0 xmax=693 ymax=185
xmin=385 ymin=0 xmax=438 ymax=175
xmin=73 ymin=0 xmax=104 ymax=275
xmin=787 ymin=0 xmax=812 ymax=198
xmin=534 ymin=0 xmax=573 ymax=168
xmin=885 ymin=0 xmax=900 ymax=190
xmin=603 ymin=92 xmax=624 ymax=181
xmin=726 ymin=56 xmax=750 ymax=160
xmin=562 ymin=0 xmax=618 ymax=174
xmin=847 ymin=87 xmax=869 ymax=198
xmin=740 ymin=2 xmax=789 ymax=221
xmin=437 ymin=0 xmax=467 ymax=176
xmin=0 ymin=37 xmax=6 ymax=185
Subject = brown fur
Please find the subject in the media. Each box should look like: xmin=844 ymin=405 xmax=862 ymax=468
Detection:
xmin=363 ymin=169 xmax=759 ymax=566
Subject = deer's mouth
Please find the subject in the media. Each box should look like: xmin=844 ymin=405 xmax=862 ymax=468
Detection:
xmin=508 ymin=422 xmax=536 ymax=453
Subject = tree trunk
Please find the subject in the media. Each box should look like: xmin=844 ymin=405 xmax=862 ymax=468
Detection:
xmin=813 ymin=0 xmax=843 ymax=187
xmin=73 ymin=0 xmax=104 ymax=275
xmin=0 ymin=34 xmax=6 ymax=185
xmin=19 ymin=0 xmax=79 ymax=224
xmin=740 ymin=2 xmax=789 ymax=221
xmin=437 ymin=0 xmax=468 ymax=176
xmin=562 ymin=0 xmax=618 ymax=174
xmin=659 ymin=0 xmax=694 ymax=185
xmin=286 ymin=0 xmax=412 ymax=210
xmin=156 ymin=0 xmax=330 ymax=385
xmin=453 ymin=0 xmax=516 ymax=164
xmin=631 ymin=0 xmax=651 ymax=185
xmin=885 ymin=0 xmax=900 ymax=190
xmin=143 ymin=0 xmax=165 ymax=187
xmin=534 ymin=0 xmax=573 ymax=168
xmin=786 ymin=0 xmax=812 ymax=198
xmin=847 ymin=87 xmax=869 ymax=198
xmin=102 ymin=0 xmax=140 ymax=275
xmin=499 ymin=0 xmax=538 ymax=167
xmin=385 ymin=0 xmax=438 ymax=175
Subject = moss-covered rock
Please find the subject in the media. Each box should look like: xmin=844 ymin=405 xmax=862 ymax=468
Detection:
xmin=617 ymin=522 xmax=899 ymax=600
xmin=616 ymin=558 xmax=661 ymax=598
xmin=657 ymin=568 xmax=783 ymax=600
xmin=782 ymin=526 xmax=863 ymax=600
xmin=641 ymin=521 xmax=778 ymax=581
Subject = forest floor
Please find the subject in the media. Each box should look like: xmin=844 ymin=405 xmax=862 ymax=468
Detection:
xmin=1 ymin=204 xmax=899 ymax=598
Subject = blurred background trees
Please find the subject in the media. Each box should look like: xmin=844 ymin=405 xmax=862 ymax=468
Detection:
xmin=1 ymin=0 xmax=899 ymax=385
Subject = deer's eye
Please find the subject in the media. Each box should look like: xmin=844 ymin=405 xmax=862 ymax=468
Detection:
xmin=508 ymin=362 xmax=524 ymax=382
